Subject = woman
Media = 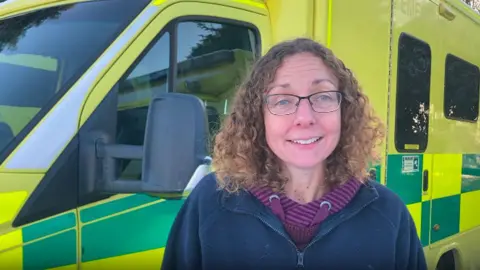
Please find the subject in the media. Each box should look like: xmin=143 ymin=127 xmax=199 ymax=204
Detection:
xmin=161 ymin=38 xmax=427 ymax=270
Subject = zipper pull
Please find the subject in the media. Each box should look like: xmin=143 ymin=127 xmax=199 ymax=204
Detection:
xmin=296 ymin=251 xmax=304 ymax=267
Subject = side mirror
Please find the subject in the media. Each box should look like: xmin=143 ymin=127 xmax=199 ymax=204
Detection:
xmin=81 ymin=92 xmax=211 ymax=198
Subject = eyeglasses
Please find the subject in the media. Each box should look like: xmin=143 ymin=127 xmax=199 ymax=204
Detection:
xmin=264 ymin=91 xmax=343 ymax=116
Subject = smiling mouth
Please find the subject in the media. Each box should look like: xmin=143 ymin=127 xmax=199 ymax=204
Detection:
xmin=288 ymin=137 xmax=322 ymax=145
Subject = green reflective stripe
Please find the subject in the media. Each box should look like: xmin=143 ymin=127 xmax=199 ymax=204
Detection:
xmin=23 ymin=229 xmax=77 ymax=269
xmin=22 ymin=212 xmax=76 ymax=242
xmin=80 ymin=194 xmax=160 ymax=223
xmin=430 ymin=195 xmax=460 ymax=244
xmin=421 ymin=201 xmax=431 ymax=247
xmin=461 ymin=154 xmax=480 ymax=193
xmin=386 ymin=154 xmax=423 ymax=205
xmin=373 ymin=164 xmax=381 ymax=182
xmin=81 ymin=199 xmax=184 ymax=262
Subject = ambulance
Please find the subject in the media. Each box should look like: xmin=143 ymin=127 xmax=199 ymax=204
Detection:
xmin=0 ymin=0 xmax=479 ymax=269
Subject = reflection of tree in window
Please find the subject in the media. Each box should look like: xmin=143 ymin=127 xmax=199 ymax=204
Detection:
xmin=0 ymin=6 xmax=72 ymax=51
xmin=175 ymin=21 xmax=257 ymax=153
xmin=186 ymin=22 xmax=255 ymax=59
xmin=0 ymin=0 xmax=150 ymax=158
xmin=463 ymin=0 xmax=480 ymax=13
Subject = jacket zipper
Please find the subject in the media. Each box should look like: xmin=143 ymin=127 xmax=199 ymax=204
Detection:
xmin=255 ymin=215 xmax=305 ymax=268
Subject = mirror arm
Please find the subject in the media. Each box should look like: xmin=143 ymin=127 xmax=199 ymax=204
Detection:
xmin=101 ymin=178 xmax=144 ymax=193
xmin=96 ymin=141 xmax=143 ymax=160
xmin=95 ymin=139 xmax=144 ymax=194
xmin=80 ymin=93 xmax=211 ymax=197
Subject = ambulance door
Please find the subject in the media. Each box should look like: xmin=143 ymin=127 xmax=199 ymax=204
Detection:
xmin=387 ymin=0 xmax=441 ymax=255
xmin=0 ymin=0 xmax=151 ymax=269
xmin=76 ymin=1 xmax=271 ymax=268
xmin=428 ymin=0 xmax=480 ymax=260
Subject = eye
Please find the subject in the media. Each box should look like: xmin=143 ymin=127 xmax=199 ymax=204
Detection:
xmin=268 ymin=95 xmax=296 ymax=107
xmin=315 ymin=93 xmax=334 ymax=102
xmin=276 ymin=99 xmax=291 ymax=106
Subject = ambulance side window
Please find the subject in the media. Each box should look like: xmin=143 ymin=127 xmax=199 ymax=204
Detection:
xmin=116 ymin=32 xmax=170 ymax=180
xmin=174 ymin=20 xmax=258 ymax=149
xmin=443 ymin=54 xmax=480 ymax=122
xmin=114 ymin=18 xmax=259 ymax=180
xmin=394 ymin=33 xmax=431 ymax=152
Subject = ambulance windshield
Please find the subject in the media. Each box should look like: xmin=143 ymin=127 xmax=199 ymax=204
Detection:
xmin=0 ymin=0 xmax=150 ymax=158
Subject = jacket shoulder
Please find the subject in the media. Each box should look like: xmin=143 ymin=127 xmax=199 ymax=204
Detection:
xmin=183 ymin=172 xmax=224 ymax=216
xmin=366 ymin=181 xmax=413 ymax=229
xmin=366 ymin=182 xmax=427 ymax=269
xmin=188 ymin=172 xmax=221 ymax=199
xmin=370 ymin=181 xmax=407 ymax=207
xmin=161 ymin=172 xmax=221 ymax=269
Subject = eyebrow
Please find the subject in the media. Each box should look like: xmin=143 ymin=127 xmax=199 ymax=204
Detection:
xmin=267 ymin=79 xmax=337 ymax=92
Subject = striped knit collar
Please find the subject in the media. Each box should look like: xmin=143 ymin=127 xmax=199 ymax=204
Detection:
xmin=249 ymin=178 xmax=362 ymax=226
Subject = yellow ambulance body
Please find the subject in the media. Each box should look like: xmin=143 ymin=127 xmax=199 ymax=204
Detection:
xmin=0 ymin=0 xmax=479 ymax=269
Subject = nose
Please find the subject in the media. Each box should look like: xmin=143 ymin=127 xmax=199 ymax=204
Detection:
xmin=293 ymin=99 xmax=316 ymax=126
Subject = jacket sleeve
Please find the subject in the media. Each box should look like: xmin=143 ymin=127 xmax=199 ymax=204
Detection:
xmin=395 ymin=208 xmax=428 ymax=270
xmin=161 ymin=194 xmax=202 ymax=270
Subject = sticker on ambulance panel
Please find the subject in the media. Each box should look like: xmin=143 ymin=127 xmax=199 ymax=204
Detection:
xmin=401 ymin=155 xmax=419 ymax=174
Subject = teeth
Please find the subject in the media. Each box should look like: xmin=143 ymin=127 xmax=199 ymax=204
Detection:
xmin=292 ymin=137 xmax=320 ymax=145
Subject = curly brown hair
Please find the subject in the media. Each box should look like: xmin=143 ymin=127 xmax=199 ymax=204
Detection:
xmin=212 ymin=38 xmax=385 ymax=194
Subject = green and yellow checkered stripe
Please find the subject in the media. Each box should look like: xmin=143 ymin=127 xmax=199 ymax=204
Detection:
xmin=0 ymin=194 xmax=184 ymax=269
xmin=386 ymin=153 xmax=480 ymax=247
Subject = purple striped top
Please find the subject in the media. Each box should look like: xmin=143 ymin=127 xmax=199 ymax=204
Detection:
xmin=250 ymin=178 xmax=361 ymax=227
xmin=249 ymin=178 xmax=362 ymax=249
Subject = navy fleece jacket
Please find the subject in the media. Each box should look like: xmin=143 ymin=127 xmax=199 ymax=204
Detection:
xmin=161 ymin=173 xmax=427 ymax=270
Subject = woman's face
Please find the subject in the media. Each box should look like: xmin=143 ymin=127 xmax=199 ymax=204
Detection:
xmin=263 ymin=52 xmax=341 ymax=170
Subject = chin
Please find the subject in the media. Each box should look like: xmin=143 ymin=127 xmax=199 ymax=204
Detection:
xmin=286 ymin=158 xmax=326 ymax=170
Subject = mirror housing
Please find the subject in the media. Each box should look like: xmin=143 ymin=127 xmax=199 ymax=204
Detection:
xmin=81 ymin=92 xmax=211 ymax=198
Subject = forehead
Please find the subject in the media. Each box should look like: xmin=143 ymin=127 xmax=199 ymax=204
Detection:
xmin=272 ymin=53 xmax=339 ymax=87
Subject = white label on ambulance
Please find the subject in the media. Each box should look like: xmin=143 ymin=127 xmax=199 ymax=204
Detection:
xmin=402 ymin=155 xmax=419 ymax=173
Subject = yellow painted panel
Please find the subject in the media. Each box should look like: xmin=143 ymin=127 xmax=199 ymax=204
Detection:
xmin=152 ymin=0 xmax=167 ymax=5
xmin=431 ymin=154 xmax=462 ymax=199
xmin=82 ymin=248 xmax=164 ymax=269
xmin=233 ymin=0 xmax=267 ymax=9
xmin=0 ymin=230 xmax=23 ymax=270
xmin=0 ymin=191 xmax=27 ymax=224
xmin=325 ymin=0 xmax=390 ymax=165
xmin=426 ymin=0 xmax=480 ymax=155
xmin=407 ymin=202 xmax=422 ymax=236
xmin=327 ymin=0 xmax=391 ymax=125
xmin=460 ymin=190 xmax=480 ymax=232
xmin=264 ymin=0 xmax=315 ymax=42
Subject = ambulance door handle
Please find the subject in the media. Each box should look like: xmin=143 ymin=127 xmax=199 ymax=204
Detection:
xmin=423 ymin=170 xmax=429 ymax=192
xmin=439 ymin=2 xmax=456 ymax=21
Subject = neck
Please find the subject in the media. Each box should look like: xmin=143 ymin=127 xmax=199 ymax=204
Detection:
xmin=283 ymin=164 xmax=329 ymax=204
